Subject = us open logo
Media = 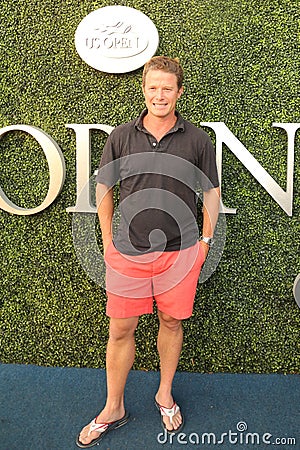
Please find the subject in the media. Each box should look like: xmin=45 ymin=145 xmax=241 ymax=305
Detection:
xmin=75 ymin=6 xmax=159 ymax=73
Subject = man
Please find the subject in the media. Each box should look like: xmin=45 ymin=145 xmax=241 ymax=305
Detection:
xmin=76 ymin=56 xmax=220 ymax=448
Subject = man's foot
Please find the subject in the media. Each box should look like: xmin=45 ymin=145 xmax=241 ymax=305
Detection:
xmin=76 ymin=409 xmax=130 ymax=448
xmin=155 ymin=394 xmax=184 ymax=433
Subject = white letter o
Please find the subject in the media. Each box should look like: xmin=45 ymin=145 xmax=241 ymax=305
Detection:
xmin=0 ymin=125 xmax=66 ymax=215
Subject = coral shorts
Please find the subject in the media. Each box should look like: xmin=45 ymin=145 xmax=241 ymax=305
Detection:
xmin=104 ymin=241 xmax=205 ymax=320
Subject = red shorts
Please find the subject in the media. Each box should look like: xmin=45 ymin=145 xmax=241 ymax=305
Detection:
xmin=104 ymin=241 xmax=205 ymax=320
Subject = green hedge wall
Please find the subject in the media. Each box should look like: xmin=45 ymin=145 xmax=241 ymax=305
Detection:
xmin=0 ymin=0 xmax=299 ymax=373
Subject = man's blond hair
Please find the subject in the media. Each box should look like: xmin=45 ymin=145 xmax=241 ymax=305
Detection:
xmin=142 ymin=56 xmax=184 ymax=89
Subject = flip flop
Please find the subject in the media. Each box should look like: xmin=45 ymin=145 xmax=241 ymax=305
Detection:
xmin=76 ymin=410 xmax=130 ymax=448
xmin=155 ymin=398 xmax=184 ymax=434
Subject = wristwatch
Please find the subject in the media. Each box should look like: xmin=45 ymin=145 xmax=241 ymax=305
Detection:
xmin=199 ymin=236 xmax=214 ymax=247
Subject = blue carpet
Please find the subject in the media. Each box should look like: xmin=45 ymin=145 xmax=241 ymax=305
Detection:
xmin=0 ymin=364 xmax=299 ymax=449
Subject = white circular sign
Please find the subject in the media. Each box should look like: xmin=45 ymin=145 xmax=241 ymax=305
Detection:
xmin=293 ymin=273 xmax=300 ymax=308
xmin=75 ymin=6 xmax=159 ymax=73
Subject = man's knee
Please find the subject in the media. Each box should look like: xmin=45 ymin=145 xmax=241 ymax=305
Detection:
xmin=109 ymin=316 xmax=139 ymax=341
xmin=158 ymin=311 xmax=182 ymax=332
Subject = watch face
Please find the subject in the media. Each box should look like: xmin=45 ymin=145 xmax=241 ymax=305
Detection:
xmin=201 ymin=237 xmax=214 ymax=246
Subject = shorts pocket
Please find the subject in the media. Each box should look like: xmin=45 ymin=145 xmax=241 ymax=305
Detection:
xmin=104 ymin=241 xmax=113 ymax=261
xmin=196 ymin=241 xmax=206 ymax=268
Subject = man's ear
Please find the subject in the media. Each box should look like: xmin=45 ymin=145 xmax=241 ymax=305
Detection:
xmin=178 ymin=86 xmax=184 ymax=98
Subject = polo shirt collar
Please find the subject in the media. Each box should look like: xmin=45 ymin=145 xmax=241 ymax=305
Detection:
xmin=135 ymin=109 xmax=185 ymax=133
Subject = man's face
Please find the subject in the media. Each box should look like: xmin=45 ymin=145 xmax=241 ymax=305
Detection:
xmin=142 ymin=69 xmax=183 ymax=119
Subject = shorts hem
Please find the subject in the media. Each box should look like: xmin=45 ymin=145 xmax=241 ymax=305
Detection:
xmin=106 ymin=306 xmax=153 ymax=319
xmin=157 ymin=307 xmax=194 ymax=320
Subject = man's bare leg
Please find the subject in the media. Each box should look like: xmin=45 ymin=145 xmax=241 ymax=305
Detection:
xmin=78 ymin=316 xmax=138 ymax=445
xmin=155 ymin=310 xmax=183 ymax=431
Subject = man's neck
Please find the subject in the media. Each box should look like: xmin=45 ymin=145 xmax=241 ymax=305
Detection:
xmin=143 ymin=112 xmax=177 ymax=141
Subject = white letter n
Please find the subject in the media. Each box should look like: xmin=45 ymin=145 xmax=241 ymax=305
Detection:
xmin=201 ymin=122 xmax=300 ymax=216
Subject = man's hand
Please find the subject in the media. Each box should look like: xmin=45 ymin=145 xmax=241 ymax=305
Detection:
xmin=199 ymin=239 xmax=210 ymax=260
xmin=103 ymin=237 xmax=113 ymax=257
xmin=96 ymin=183 xmax=114 ymax=258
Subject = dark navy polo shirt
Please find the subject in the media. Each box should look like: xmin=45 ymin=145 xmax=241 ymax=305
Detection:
xmin=96 ymin=110 xmax=219 ymax=255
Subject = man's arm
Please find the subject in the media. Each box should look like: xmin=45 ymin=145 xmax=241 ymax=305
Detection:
xmin=200 ymin=186 xmax=221 ymax=258
xmin=96 ymin=183 xmax=114 ymax=256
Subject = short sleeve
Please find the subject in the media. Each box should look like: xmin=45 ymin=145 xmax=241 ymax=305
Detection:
xmin=198 ymin=134 xmax=219 ymax=191
xmin=95 ymin=131 xmax=121 ymax=188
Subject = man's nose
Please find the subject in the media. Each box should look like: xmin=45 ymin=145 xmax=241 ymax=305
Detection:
xmin=155 ymin=88 xmax=164 ymax=99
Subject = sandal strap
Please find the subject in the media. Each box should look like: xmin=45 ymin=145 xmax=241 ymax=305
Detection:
xmin=157 ymin=402 xmax=180 ymax=424
xmin=88 ymin=418 xmax=109 ymax=436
